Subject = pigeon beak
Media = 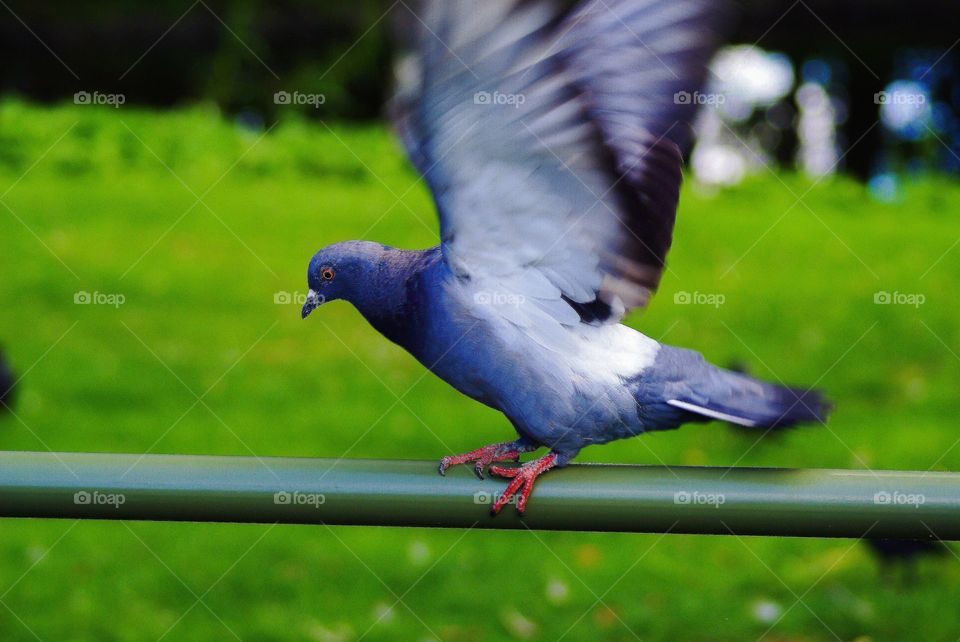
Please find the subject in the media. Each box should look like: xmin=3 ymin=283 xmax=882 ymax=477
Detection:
xmin=301 ymin=289 xmax=324 ymax=319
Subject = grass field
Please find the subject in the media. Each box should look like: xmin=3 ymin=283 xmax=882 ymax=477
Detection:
xmin=1 ymin=99 xmax=960 ymax=640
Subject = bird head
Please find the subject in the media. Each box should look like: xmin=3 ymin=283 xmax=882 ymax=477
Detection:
xmin=301 ymin=240 xmax=387 ymax=319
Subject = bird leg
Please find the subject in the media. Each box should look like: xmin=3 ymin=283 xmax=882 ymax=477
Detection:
xmin=488 ymin=452 xmax=558 ymax=515
xmin=438 ymin=439 xmax=536 ymax=479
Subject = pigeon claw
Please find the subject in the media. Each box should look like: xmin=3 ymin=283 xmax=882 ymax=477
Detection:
xmin=438 ymin=443 xmax=522 ymax=479
xmin=488 ymin=452 xmax=558 ymax=516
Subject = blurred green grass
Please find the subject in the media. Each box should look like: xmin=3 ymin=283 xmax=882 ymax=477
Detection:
xmin=1 ymin=99 xmax=959 ymax=640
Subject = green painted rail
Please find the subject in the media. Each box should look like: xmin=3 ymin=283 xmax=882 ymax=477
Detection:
xmin=0 ymin=451 xmax=957 ymax=539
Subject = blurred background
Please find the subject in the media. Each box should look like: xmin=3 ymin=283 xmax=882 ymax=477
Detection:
xmin=1 ymin=1 xmax=960 ymax=640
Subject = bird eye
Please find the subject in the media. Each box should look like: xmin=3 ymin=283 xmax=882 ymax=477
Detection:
xmin=321 ymin=267 xmax=335 ymax=281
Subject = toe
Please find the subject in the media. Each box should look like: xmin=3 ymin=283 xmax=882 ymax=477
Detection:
xmin=515 ymin=478 xmax=536 ymax=514
xmin=488 ymin=464 xmax=520 ymax=478
xmin=491 ymin=476 xmax=524 ymax=514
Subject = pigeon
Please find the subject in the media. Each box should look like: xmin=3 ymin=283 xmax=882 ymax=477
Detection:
xmin=865 ymin=538 xmax=949 ymax=564
xmin=864 ymin=538 xmax=950 ymax=584
xmin=301 ymin=0 xmax=831 ymax=515
xmin=0 ymin=348 xmax=14 ymax=413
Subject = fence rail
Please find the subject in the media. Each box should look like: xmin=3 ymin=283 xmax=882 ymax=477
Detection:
xmin=0 ymin=451 xmax=957 ymax=539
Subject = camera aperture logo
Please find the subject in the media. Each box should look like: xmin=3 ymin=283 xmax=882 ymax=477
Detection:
xmin=674 ymin=490 xmax=725 ymax=508
xmin=674 ymin=90 xmax=725 ymax=106
xmin=273 ymin=490 xmax=326 ymax=508
xmin=473 ymin=91 xmax=526 ymax=108
xmin=74 ymin=490 xmax=126 ymax=508
xmin=274 ymin=290 xmax=323 ymax=306
xmin=673 ymin=291 xmax=725 ymax=308
xmin=74 ymin=291 xmax=126 ymax=308
xmin=874 ymin=90 xmax=925 ymax=105
xmin=873 ymin=490 xmax=925 ymax=508
xmin=473 ymin=291 xmax=526 ymax=307
xmin=873 ymin=291 xmax=925 ymax=308
xmin=274 ymin=90 xmax=326 ymax=108
xmin=473 ymin=490 xmax=519 ymax=506
xmin=74 ymin=91 xmax=125 ymax=108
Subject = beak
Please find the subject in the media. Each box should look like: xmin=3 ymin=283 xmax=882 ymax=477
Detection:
xmin=301 ymin=289 xmax=324 ymax=319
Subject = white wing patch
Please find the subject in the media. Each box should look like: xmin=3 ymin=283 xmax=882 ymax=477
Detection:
xmin=455 ymin=272 xmax=659 ymax=384
xmin=569 ymin=323 xmax=660 ymax=383
xmin=666 ymin=399 xmax=759 ymax=427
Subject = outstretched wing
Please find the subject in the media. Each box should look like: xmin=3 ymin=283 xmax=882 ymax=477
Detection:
xmin=391 ymin=0 xmax=725 ymax=327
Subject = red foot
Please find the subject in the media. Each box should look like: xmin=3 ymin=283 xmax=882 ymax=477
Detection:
xmin=488 ymin=453 xmax=558 ymax=515
xmin=438 ymin=442 xmax=522 ymax=479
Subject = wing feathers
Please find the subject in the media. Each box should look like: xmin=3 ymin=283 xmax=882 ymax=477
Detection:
xmin=392 ymin=0 xmax=726 ymax=333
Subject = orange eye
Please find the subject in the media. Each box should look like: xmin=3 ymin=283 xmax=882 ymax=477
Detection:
xmin=321 ymin=267 xmax=335 ymax=281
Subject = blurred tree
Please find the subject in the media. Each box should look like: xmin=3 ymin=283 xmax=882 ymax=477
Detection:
xmin=1 ymin=0 xmax=958 ymax=175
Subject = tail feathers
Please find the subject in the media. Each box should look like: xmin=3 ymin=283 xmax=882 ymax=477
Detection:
xmin=668 ymin=371 xmax=831 ymax=430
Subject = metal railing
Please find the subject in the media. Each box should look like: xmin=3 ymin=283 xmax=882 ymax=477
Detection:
xmin=0 ymin=451 xmax=957 ymax=539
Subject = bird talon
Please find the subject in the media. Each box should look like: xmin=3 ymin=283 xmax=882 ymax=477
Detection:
xmin=489 ymin=464 xmax=519 ymax=478
xmin=488 ymin=453 xmax=558 ymax=516
xmin=436 ymin=442 xmax=523 ymax=478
